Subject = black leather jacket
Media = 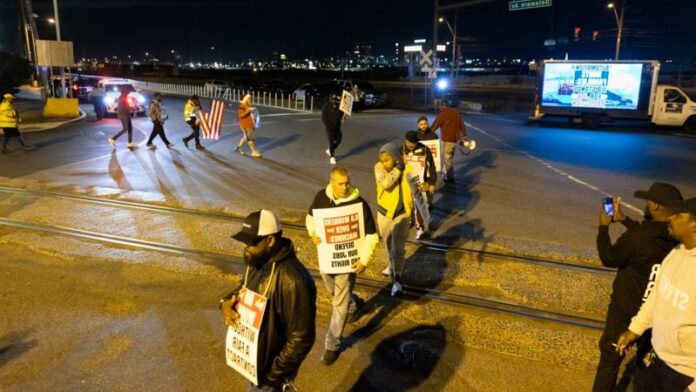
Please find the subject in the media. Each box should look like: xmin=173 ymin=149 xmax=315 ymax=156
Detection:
xmin=225 ymin=238 xmax=317 ymax=387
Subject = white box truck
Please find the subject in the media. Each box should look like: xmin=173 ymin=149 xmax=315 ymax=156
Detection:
xmin=529 ymin=60 xmax=696 ymax=133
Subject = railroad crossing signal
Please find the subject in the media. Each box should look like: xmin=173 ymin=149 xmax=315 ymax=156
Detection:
xmin=419 ymin=49 xmax=433 ymax=67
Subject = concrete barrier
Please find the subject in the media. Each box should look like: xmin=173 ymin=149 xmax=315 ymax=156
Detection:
xmin=43 ymin=98 xmax=80 ymax=118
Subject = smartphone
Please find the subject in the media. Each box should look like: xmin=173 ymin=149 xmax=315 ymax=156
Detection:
xmin=603 ymin=197 xmax=614 ymax=217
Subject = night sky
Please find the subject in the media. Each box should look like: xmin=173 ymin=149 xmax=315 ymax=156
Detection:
xmin=2 ymin=0 xmax=695 ymax=63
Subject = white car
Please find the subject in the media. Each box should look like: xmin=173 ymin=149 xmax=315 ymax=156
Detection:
xmin=98 ymin=79 xmax=147 ymax=116
xmin=293 ymin=84 xmax=312 ymax=101
xmin=204 ymin=80 xmax=230 ymax=93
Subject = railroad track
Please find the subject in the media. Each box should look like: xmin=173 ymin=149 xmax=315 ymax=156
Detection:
xmin=0 ymin=185 xmax=606 ymax=330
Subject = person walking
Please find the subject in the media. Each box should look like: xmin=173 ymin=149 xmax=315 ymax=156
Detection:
xmin=182 ymin=94 xmax=204 ymax=150
xmin=0 ymin=93 xmax=35 ymax=153
xmin=430 ymin=100 xmax=467 ymax=183
xmin=374 ymin=143 xmax=414 ymax=296
xmin=616 ymin=197 xmax=696 ymax=392
xmin=401 ymin=130 xmax=437 ymax=240
xmin=108 ymin=86 xmax=137 ymax=149
xmin=235 ymin=94 xmax=262 ymax=158
xmin=305 ymin=166 xmax=379 ymax=366
xmin=221 ymin=209 xmax=316 ymax=392
xmin=145 ymin=93 xmax=173 ymax=149
xmin=321 ymin=94 xmax=344 ymax=165
xmin=593 ymin=182 xmax=683 ymax=392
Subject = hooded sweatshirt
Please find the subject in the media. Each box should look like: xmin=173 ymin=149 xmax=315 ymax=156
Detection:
xmin=305 ymin=185 xmax=379 ymax=266
xmin=374 ymin=143 xmax=413 ymax=219
xmin=629 ymin=243 xmax=696 ymax=385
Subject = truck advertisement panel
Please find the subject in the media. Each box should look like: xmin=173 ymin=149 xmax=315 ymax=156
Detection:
xmin=541 ymin=62 xmax=644 ymax=110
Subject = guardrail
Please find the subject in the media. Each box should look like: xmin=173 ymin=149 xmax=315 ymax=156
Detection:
xmin=130 ymin=80 xmax=314 ymax=113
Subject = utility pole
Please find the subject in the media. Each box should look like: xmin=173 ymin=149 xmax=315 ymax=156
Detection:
xmin=53 ymin=0 xmax=66 ymax=97
xmin=608 ymin=0 xmax=625 ymax=60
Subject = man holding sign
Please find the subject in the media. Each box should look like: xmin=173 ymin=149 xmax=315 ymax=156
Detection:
xmin=401 ymin=130 xmax=437 ymax=240
xmin=305 ymin=166 xmax=379 ymax=366
xmin=221 ymin=210 xmax=316 ymax=391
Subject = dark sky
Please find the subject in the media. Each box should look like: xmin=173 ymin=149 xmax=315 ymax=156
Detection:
xmin=2 ymin=0 xmax=695 ymax=63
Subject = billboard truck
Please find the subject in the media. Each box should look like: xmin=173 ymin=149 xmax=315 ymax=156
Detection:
xmin=529 ymin=60 xmax=696 ymax=133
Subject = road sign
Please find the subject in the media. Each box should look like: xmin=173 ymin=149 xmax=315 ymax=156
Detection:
xmin=509 ymin=0 xmax=551 ymax=11
xmin=419 ymin=49 xmax=433 ymax=66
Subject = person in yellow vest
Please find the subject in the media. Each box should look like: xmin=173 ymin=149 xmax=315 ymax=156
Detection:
xmin=374 ymin=142 xmax=414 ymax=296
xmin=0 ymin=93 xmax=35 ymax=153
xmin=182 ymin=94 xmax=204 ymax=149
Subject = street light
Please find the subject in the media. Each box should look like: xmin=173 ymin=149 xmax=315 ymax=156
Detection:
xmin=47 ymin=17 xmax=55 ymax=24
xmin=438 ymin=17 xmax=457 ymax=79
xmin=607 ymin=1 xmax=625 ymax=60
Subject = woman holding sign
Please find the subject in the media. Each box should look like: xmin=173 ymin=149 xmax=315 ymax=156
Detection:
xmin=236 ymin=94 xmax=262 ymax=158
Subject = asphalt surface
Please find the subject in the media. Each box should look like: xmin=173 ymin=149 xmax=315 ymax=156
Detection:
xmin=1 ymin=95 xmax=694 ymax=260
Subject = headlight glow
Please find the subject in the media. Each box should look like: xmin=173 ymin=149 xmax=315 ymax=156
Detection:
xmin=104 ymin=96 xmax=115 ymax=104
xmin=436 ymin=79 xmax=449 ymax=90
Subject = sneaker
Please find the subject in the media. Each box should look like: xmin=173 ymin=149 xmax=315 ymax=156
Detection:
xmin=166 ymin=143 xmax=175 ymax=148
xmin=108 ymin=138 xmax=115 ymax=147
xmin=23 ymin=145 xmax=36 ymax=151
xmin=182 ymin=138 xmax=189 ymax=148
xmin=251 ymin=151 xmax=262 ymax=158
xmin=147 ymin=143 xmax=156 ymax=150
xmin=195 ymin=144 xmax=205 ymax=150
xmin=329 ymin=157 xmax=337 ymax=165
xmin=381 ymin=266 xmax=391 ymax=276
xmin=391 ymin=281 xmax=403 ymax=297
xmin=235 ymin=146 xmax=245 ymax=156
xmin=415 ymin=229 xmax=425 ymax=240
xmin=127 ymin=142 xmax=137 ymax=148
xmin=320 ymin=349 xmax=340 ymax=366
xmin=325 ymin=148 xmax=331 ymax=157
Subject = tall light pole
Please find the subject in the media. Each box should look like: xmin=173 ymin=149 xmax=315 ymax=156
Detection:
xmin=51 ymin=0 xmax=67 ymax=97
xmin=439 ymin=16 xmax=457 ymax=79
xmin=608 ymin=1 xmax=625 ymax=60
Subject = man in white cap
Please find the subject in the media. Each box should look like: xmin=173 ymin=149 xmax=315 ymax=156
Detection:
xmin=221 ymin=209 xmax=316 ymax=391
xmin=0 ymin=93 xmax=35 ymax=152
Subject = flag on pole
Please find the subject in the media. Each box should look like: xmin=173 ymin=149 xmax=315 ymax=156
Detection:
xmin=199 ymin=98 xmax=225 ymax=140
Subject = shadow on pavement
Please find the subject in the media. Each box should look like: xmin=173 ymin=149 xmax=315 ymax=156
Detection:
xmin=0 ymin=331 xmax=37 ymax=368
xmin=347 ymin=324 xmax=452 ymax=392
xmin=341 ymin=136 xmax=395 ymax=159
xmin=108 ymin=151 xmax=132 ymax=190
xmin=255 ymin=134 xmax=302 ymax=154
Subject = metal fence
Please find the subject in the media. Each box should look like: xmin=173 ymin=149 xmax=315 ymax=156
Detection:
xmin=130 ymin=80 xmax=314 ymax=112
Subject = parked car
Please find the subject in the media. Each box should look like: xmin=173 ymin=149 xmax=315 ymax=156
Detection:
xmin=293 ymin=83 xmax=313 ymax=100
xmin=50 ymin=76 xmax=97 ymax=102
xmin=259 ymin=80 xmax=294 ymax=95
xmin=334 ymin=80 xmax=388 ymax=108
xmin=234 ymin=79 xmax=260 ymax=92
xmin=203 ymin=79 xmax=230 ymax=93
xmin=97 ymin=78 xmax=147 ymax=116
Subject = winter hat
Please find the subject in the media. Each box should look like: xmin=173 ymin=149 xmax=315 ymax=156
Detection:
xmin=378 ymin=142 xmax=404 ymax=170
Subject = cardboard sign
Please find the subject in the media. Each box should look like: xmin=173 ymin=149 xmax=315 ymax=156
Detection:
xmin=420 ymin=139 xmax=442 ymax=173
xmin=225 ymin=287 xmax=267 ymax=386
xmin=403 ymin=152 xmax=426 ymax=180
xmin=313 ymin=203 xmax=365 ymax=274
xmin=406 ymin=170 xmax=430 ymax=231
xmin=339 ymin=90 xmax=353 ymax=116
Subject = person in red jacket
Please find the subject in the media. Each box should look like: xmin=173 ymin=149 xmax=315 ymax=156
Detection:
xmin=430 ymin=100 xmax=467 ymax=183
xmin=236 ymin=94 xmax=262 ymax=158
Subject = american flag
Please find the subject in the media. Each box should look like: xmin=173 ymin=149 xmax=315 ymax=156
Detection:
xmin=198 ymin=99 xmax=225 ymax=140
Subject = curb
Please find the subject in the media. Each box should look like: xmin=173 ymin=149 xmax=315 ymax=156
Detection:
xmin=19 ymin=109 xmax=86 ymax=133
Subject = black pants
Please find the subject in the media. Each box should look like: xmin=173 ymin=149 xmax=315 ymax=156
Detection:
xmin=2 ymin=128 xmax=27 ymax=148
xmin=325 ymin=126 xmax=342 ymax=157
xmin=183 ymin=119 xmax=201 ymax=146
xmin=147 ymin=121 xmax=171 ymax=145
xmin=593 ymin=311 xmax=630 ymax=392
xmin=649 ymin=355 xmax=694 ymax=392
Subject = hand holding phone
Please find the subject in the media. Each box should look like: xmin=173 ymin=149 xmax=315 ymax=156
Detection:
xmin=603 ymin=197 xmax=615 ymax=217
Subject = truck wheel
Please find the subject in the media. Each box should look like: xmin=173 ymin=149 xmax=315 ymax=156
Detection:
xmin=684 ymin=116 xmax=696 ymax=134
xmin=581 ymin=115 xmax=601 ymax=129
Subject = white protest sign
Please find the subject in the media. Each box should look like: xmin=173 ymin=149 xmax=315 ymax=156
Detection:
xmin=406 ymin=170 xmax=430 ymax=231
xmin=420 ymin=139 xmax=442 ymax=173
xmin=313 ymin=203 xmax=365 ymax=274
xmin=403 ymin=152 xmax=426 ymax=180
xmin=339 ymin=90 xmax=353 ymax=116
xmin=225 ymin=287 xmax=267 ymax=386
xmin=252 ymin=108 xmax=260 ymax=129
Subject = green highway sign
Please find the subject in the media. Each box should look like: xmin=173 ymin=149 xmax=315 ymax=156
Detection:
xmin=509 ymin=0 xmax=552 ymax=11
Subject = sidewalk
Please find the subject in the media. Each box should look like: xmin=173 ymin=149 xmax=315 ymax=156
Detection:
xmin=8 ymin=85 xmax=85 ymax=133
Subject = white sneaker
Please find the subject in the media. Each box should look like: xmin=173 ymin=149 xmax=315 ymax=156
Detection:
xmin=127 ymin=142 xmax=137 ymax=148
xmin=329 ymin=157 xmax=337 ymax=165
xmin=391 ymin=282 xmax=402 ymax=297
xmin=325 ymin=149 xmax=331 ymax=157
xmin=381 ymin=266 xmax=391 ymax=276
xmin=108 ymin=138 xmax=115 ymax=147
xmin=415 ymin=229 xmax=424 ymax=240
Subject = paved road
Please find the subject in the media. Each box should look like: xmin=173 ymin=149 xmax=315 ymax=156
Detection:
xmin=1 ymin=95 xmax=695 ymax=260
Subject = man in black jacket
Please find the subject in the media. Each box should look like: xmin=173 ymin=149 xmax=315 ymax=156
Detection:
xmin=402 ymin=130 xmax=437 ymax=240
xmin=321 ymin=94 xmax=345 ymax=165
xmin=593 ymin=182 xmax=682 ymax=392
xmin=222 ymin=210 xmax=317 ymax=391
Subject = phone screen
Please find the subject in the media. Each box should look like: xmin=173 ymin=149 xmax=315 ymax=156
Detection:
xmin=603 ymin=197 xmax=614 ymax=217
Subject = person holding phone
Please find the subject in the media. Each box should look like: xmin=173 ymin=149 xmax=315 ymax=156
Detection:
xmin=593 ymin=182 xmax=683 ymax=392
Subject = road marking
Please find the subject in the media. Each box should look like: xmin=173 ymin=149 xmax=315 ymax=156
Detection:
xmin=298 ymin=118 xmax=320 ymax=122
xmin=260 ymin=113 xmax=317 ymax=117
xmin=466 ymin=122 xmax=643 ymax=215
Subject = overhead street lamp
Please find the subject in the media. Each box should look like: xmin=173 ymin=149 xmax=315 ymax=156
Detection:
xmin=607 ymin=1 xmax=625 ymax=60
xmin=438 ymin=16 xmax=457 ymax=79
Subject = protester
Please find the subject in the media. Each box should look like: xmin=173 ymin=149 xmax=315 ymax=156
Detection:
xmin=321 ymin=94 xmax=344 ymax=165
xmin=616 ymin=197 xmax=696 ymax=392
xmin=1 ymin=93 xmax=35 ymax=152
xmin=415 ymin=116 xmax=438 ymax=142
xmin=305 ymin=166 xmax=379 ymax=366
xmin=401 ymin=130 xmax=437 ymax=240
xmin=430 ymin=100 xmax=467 ymax=183
xmin=108 ymin=86 xmax=137 ymax=149
xmin=593 ymin=182 xmax=683 ymax=392
xmin=182 ymin=94 xmax=204 ymax=150
xmin=146 ymin=93 xmax=173 ymax=149
xmin=236 ymin=94 xmax=262 ymax=158
xmin=375 ymin=143 xmax=414 ymax=296
xmin=221 ymin=209 xmax=316 ymax=391
xmin=88 ymin=85 xmax=106 ymax=120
